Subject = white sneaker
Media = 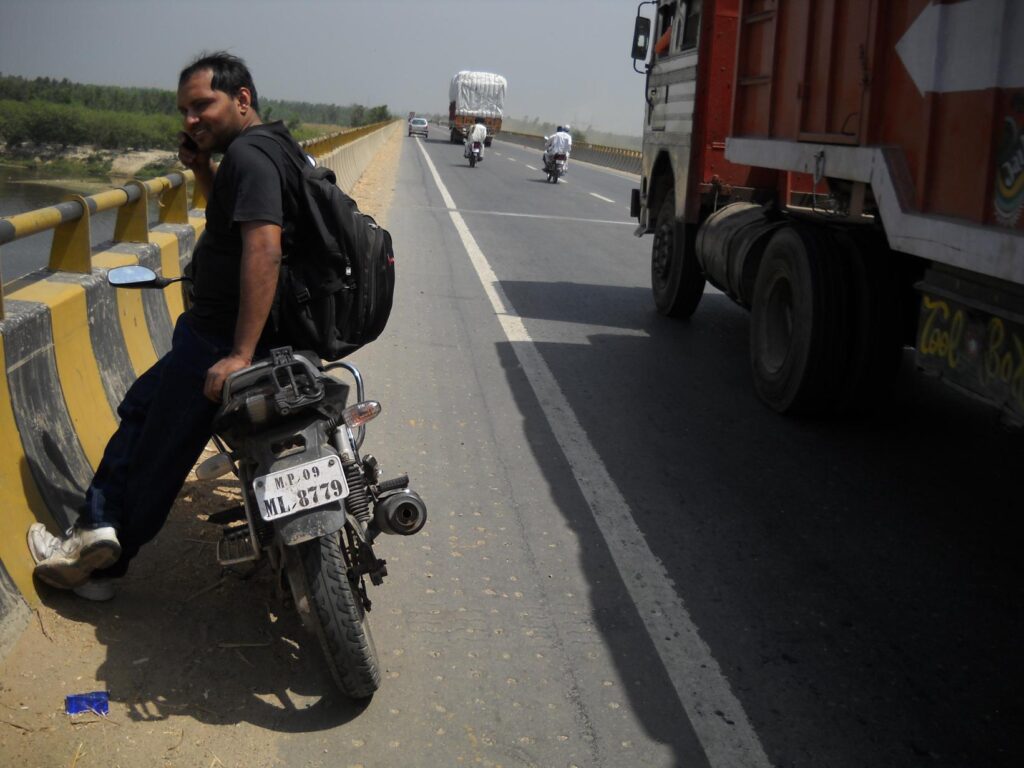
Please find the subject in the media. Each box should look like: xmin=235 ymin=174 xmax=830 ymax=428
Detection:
xmin=29 ymin=522 xmax=121 ymax=589
xmin=27 ymin=523 xmax=61 ymax=564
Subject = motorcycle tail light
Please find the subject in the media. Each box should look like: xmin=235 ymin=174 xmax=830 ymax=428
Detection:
xmin=342 ymin=400 xmax=381 ymax=428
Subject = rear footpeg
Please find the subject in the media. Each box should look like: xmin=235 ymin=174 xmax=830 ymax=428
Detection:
xmin=216 ymin=526 xmax=259 ymax=565
xmin=205 ymin=506 xmax=246 ymax=525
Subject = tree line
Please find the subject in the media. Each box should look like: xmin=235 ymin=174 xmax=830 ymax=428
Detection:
xmin=0 ymin=74 xmax=392 ymax=148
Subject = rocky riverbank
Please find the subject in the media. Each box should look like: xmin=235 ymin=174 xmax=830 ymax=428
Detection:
xmin=0 ymin=142 xmax=180 ymax=185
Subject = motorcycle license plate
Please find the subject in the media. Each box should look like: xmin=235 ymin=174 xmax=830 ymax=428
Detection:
xmin=253 ymin=456 xmax=349 ymax=522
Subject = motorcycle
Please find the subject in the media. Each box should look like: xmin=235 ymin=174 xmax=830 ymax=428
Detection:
xmin=106 ymin=265 xmax=428 ymax=700
xmin=466 ymin=140 xmax=483 ymax=168
xmin=544 ymin=153 xmax=568 ymax=183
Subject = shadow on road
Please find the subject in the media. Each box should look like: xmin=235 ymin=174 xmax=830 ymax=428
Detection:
xmin=37 ymin=477 xmax=368 ymax=733
xmin=493 ymin=280 xmax=1024 ymax=767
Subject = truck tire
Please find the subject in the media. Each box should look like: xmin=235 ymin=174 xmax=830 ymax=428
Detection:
xmin=294 ymin=531 xmax=381 ymax=700
xmin=651 ymin=190 xmax=706 ymax=317
xmin=749 ymin=224 xmax=852 ymax=414
xmin=832 ymin=229 xmax=904 ymax=413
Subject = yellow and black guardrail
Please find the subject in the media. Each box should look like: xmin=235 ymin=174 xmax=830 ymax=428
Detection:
xmin=0 ymin=119 xmax=399 ymax=656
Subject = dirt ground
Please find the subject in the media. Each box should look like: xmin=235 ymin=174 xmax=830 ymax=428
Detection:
xmin=0 ymin=126 xmax=402 ymax=768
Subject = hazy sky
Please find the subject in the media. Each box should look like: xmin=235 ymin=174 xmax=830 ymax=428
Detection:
xmin=0 ymin=0 xmax=650 ymax=136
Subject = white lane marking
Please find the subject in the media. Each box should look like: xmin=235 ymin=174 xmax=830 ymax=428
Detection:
xmin=526 ymin=165 xmax=539 ymax=171
xmin=507 ymin=157 xmax=517 ymax=162
xmin=421 ymin=206 xmax=633 ymax=227
xmin=590 ymin=193 xmax=616 ymax=204
xmin=415 ymin=137 xmax=770 ymax=768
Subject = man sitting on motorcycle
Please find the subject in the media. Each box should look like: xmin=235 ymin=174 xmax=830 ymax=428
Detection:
xmin=27 ymin=51 xmax=303 ymax=601
xmin=543 ymin=125 xmax=572 ymax=174
xmin=464 ymin=116 xmax=488 ymax=160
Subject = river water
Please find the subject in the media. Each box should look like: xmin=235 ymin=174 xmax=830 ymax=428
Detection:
xmin=1 ymin=166 xmax=129 ymax=284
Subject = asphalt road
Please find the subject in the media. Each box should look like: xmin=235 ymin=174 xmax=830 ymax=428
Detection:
xmin=8 ymin=132 xmax=1017 ymax=768
xmin=297 ymin=134 xmax=1023 ymax=768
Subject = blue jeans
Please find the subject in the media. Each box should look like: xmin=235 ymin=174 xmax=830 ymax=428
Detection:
xmin=80 ymin=317 xmax=237 ymax=578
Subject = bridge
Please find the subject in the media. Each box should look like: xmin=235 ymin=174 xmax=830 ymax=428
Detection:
xmin=0 ymin=124 xmax=640 ymax=641
xmin=0 ymin=119 xmax=1018 ymax=768
xmin=0 ymin=122 xmax=401 ymax=631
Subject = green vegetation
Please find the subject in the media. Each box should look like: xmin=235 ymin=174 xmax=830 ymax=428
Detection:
xmin=0 ymin=73 xmax=392 ymax=150
xmin=17 ymin=152 xmax=114 ymax=179
xmin=0 ymin=99 xmax=180 ymax=150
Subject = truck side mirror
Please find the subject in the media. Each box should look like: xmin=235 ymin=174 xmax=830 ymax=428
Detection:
xmin=631 ymin=16 xmax=651 ymax=61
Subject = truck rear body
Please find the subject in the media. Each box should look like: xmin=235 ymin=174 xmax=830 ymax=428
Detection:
xmin=448 ymin=71 xmax=507 ymax=145
xmin=634 ymin=0 xmax=1024 ymax=422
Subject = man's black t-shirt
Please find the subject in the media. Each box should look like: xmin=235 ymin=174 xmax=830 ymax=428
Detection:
xmin=185 ymin=121 xmax=303 ymax=342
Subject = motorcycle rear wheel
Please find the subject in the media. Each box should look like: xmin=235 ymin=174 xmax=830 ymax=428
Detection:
xmin=294 ymin=531 xmax=380 ymax=699
xmin=469 ymin=155 xmax=477 ymax=168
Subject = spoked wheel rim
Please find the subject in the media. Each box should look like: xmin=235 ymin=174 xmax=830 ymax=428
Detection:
xmin=652 ymin=217 xmax=674 ymax=293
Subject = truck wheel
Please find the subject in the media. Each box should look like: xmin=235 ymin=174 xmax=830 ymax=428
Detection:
xmin=749 ymin=224 xmax=851 ymax=414
xmin=292 ymin=531 xmax=381 ymax=699
xmin=833 ymin=229 xmax=904 ymax=413
xmin=651 ymin=190 xmax=705 ymax=317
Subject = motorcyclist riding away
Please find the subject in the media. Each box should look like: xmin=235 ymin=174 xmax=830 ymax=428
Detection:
xmin=543 ymin=125 xmax=572 ymax=173
xmin=465 ymin=116 xmax=488 ymax=160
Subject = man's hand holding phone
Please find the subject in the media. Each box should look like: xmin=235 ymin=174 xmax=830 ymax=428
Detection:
xmin=178 ymin=131 xmax=209 ymax=172
xmin=178 ymin=131 xmax=216 ymax=201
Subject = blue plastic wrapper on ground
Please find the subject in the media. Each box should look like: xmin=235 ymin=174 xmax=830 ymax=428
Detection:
xmin=65 ymin=691 xmax=109 ymax=715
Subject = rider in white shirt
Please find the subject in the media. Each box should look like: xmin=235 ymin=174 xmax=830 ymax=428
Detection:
xmin=465 ymin=117 xmax=488 ymax=160
xmin=543 ymin=125 xmax=572 ymax=172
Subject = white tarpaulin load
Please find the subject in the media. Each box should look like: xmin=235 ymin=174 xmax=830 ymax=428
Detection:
xmin=449 ymin=71 xmax=507 ymax=117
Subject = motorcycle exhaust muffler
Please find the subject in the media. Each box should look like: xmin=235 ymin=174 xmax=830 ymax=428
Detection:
xmin=372 ymin=489 xmax=427 ymax=536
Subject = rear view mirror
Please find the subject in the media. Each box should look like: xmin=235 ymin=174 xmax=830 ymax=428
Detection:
xmin=107 ymin=265 xmax=159 ymax=286
xmin=631 ymin=15 xmax=651 ymax=61
xmin=107 ymin=264 xmax=183 ymax=289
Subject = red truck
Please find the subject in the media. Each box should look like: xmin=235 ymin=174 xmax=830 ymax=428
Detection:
xmin=630 ymin=0 xmax=1024 ymax=424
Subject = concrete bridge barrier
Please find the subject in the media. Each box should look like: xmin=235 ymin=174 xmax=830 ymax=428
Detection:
xmin=0 ymin=121 xmax=396 ymax=658
xmin=302 ymin=120 xmax=401 ymax=192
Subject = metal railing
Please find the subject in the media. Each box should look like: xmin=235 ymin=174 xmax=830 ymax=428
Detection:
xmin=0 ymin=120 xmax=398 ymax=319
xmin=0 ymin=172 xmax=194 ymax=318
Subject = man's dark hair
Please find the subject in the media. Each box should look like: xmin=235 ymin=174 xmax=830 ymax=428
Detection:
xmin=179 ymin=51 xmax=260 ymax=114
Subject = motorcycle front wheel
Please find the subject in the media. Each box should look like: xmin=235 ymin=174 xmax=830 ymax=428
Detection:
xmin=291 ymin=531 xmax=381 ymax=699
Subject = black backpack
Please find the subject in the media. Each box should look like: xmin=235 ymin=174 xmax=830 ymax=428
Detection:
xmin=251 ymin=130 xmax=395 ymax=361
